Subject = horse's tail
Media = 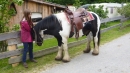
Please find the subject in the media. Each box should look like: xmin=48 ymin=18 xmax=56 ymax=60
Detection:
xmin=95 ymin=12 xmax=101 ymax=46
xmin=98 ymin=28 xmax=100 ymax=46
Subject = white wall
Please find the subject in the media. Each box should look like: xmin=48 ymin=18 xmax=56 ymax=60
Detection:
xmin=91 ymin=3 xmax=123 ymax=18
xmin=68 ymin=5 xmax=76 ymax=11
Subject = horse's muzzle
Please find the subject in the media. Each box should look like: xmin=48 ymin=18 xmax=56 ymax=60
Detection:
xmin=36 ymin=42 xmax=43 ymax=46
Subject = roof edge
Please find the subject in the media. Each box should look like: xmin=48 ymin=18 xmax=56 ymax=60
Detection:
xmin=29 ymin=0 xmax=66 ymax=9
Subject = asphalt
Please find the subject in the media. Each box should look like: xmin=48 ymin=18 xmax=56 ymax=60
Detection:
xmin=41 ymin=33 xmax=130 ymax=73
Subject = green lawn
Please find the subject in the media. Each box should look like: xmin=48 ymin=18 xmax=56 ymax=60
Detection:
xmin=0 ymin=20 xmax=130 ymax=73
xmin=33 ymin=36 xmax=86 ymax=52
xmin=100 ymin=20 xmax=120 ymax=29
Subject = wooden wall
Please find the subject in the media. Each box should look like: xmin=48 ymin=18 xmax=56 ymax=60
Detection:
xmin=9 ymin=1 xmax=54 ymax=27
xmin=9 ymin=4 xmax=23 ymax=27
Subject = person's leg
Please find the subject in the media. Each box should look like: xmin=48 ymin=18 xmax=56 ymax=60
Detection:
xmin=28 ymin=42 xmax=37 ymax=63
xmin=28 ymin=42 xmax=33 ymax=59
xmin=22 ymin=42 xmax=28 ymax=68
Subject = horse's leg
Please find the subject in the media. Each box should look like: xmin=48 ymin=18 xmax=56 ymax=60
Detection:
xmin=55 ymin=36 xmax=63 ymax=61
xmin=55 ymin=46 xmax=63 ymax=61
xmin=62 ymin=37 xmax=70 ymax=62
xmin=92 ymin=36 xmax=99 ymax=55
xmin=92 ymin=30 xmax=100 ymax=55
xmin=83 ymin=32 xmax=93 ymax=53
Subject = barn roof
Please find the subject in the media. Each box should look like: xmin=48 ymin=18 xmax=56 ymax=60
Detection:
xmin=29 ymin=0 xmax=66 ymax=9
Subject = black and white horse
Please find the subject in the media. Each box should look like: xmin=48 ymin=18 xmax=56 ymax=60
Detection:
xmin=33 ymin=9 xmax=101 ymax=62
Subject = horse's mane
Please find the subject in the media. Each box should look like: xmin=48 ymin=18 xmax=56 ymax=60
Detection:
xmin=34 ymin=14 xmax=61 ymax=32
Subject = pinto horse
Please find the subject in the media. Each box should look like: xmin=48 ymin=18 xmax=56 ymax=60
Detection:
xmin=32 ymin=8 xmax=101 ymax=62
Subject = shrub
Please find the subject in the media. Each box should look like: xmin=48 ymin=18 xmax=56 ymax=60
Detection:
xmin=88 ymin=5 xmax=108 ymax=19
xmin=0 ymin=0 xmax=23 ymax=52
xmin=117 ymin=3 xmax=130 ymax=17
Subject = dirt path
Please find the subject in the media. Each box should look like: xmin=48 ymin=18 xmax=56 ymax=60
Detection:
xmin=40 ymin=33 xmax=130 ymax=73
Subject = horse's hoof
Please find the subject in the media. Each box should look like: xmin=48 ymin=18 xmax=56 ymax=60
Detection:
xmin=55 ymin=58 xmax=62 ymax=61
xmin=92 ymin=49 xmax=99 ymax=55
xmin=62 ymin=59 xmax=70 ymax=63
xmin=83 ymin=49 xmax=91 ymax=53
xmin=92 ymin=52 xmax=99 ymax=55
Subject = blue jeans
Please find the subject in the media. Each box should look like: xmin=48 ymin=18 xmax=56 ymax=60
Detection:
xmin=22 ymin=42 xmax=33 ymax=63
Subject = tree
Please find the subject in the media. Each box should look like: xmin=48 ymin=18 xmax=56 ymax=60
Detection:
xmin=117 ymin=3 xmax=130 ymax=17
xmin=73 ymin=0 xmax=83 ymax=8
xmin=0 ymin=0 xmax=23 ymax=52
xmin=45 ymin=0 xmax=130 ymax=5
xmin=0 ymin=0 xmax=23 ymax=32
xmin=88 ymin=5 xmax=108 ymax=19
xmin=45 ymin=0 xmax=75 ymax=5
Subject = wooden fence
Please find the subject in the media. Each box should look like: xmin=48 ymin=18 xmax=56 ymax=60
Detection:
xmin=0 ymin=16 xmax=129 ymax=67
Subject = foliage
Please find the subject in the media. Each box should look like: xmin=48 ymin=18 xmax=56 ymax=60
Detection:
xmin=117 ymin=3 xmax=130 ymax=17
xmin=44 ymin=0 xmax=130 ymax=5
xmin=88 ymin=5 xmax=108 ymax=19
xmin=45 ymin=0 xmax=75 ymax=5
xmin=0 ymin=0 xmax=23 ymax=52
xmin=73 ymin=0 xmax=83 ymax=8
xmin=91 ymin=0 xmax=129 ymax=3
xmin=0 ymin=0 xmax=23 ymax=32
xmin=11 ymin=24 xmax=20 ymax=31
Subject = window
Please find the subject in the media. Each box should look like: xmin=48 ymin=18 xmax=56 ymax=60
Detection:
xmin=110 ymin=7 xmax=113 ymax=14
xmin=31 ymin=12 xmax=42 ymax=22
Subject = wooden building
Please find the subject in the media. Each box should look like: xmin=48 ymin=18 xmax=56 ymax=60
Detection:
xmin=9 ymin=0 xmax=66 ymax=27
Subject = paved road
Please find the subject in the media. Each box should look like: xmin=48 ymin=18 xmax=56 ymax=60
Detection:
xmin=41 ymin=33 xmax=130 ymax=73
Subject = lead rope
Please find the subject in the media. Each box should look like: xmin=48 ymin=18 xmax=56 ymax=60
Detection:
xmin=33 ymin=28 xmax=43 ymax=45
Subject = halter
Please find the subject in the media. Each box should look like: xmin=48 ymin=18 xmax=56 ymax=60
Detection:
xmin=33 ymin=28 xmax=43 ymax=45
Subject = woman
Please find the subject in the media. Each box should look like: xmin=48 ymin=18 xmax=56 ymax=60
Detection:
xmin=20 ymin=9 xmax=37 ymax=68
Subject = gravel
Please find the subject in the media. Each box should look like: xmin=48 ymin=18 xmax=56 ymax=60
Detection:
xmin=41 ymin=33 xmax=130 ymax=73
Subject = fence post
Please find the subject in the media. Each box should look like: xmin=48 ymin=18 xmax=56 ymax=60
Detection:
xmin=7 ymin=39 xmax=19 ymax=67
xmin=120 ymin=18 xmax=123 ymax=29
xmin=119 ymin=3 xmax=125 ymax=29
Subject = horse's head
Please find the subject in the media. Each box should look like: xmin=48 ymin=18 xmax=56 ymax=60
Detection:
xmin=33 ymin=28 xmax=44 ymax=46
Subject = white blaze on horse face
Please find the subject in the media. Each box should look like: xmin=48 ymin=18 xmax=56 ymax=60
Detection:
xmin=39 ymin=29 xmax=46 ymax=38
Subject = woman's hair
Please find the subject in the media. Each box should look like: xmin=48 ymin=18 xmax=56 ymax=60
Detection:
xmin=23 ymin=9 xmax=33 ymax=27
